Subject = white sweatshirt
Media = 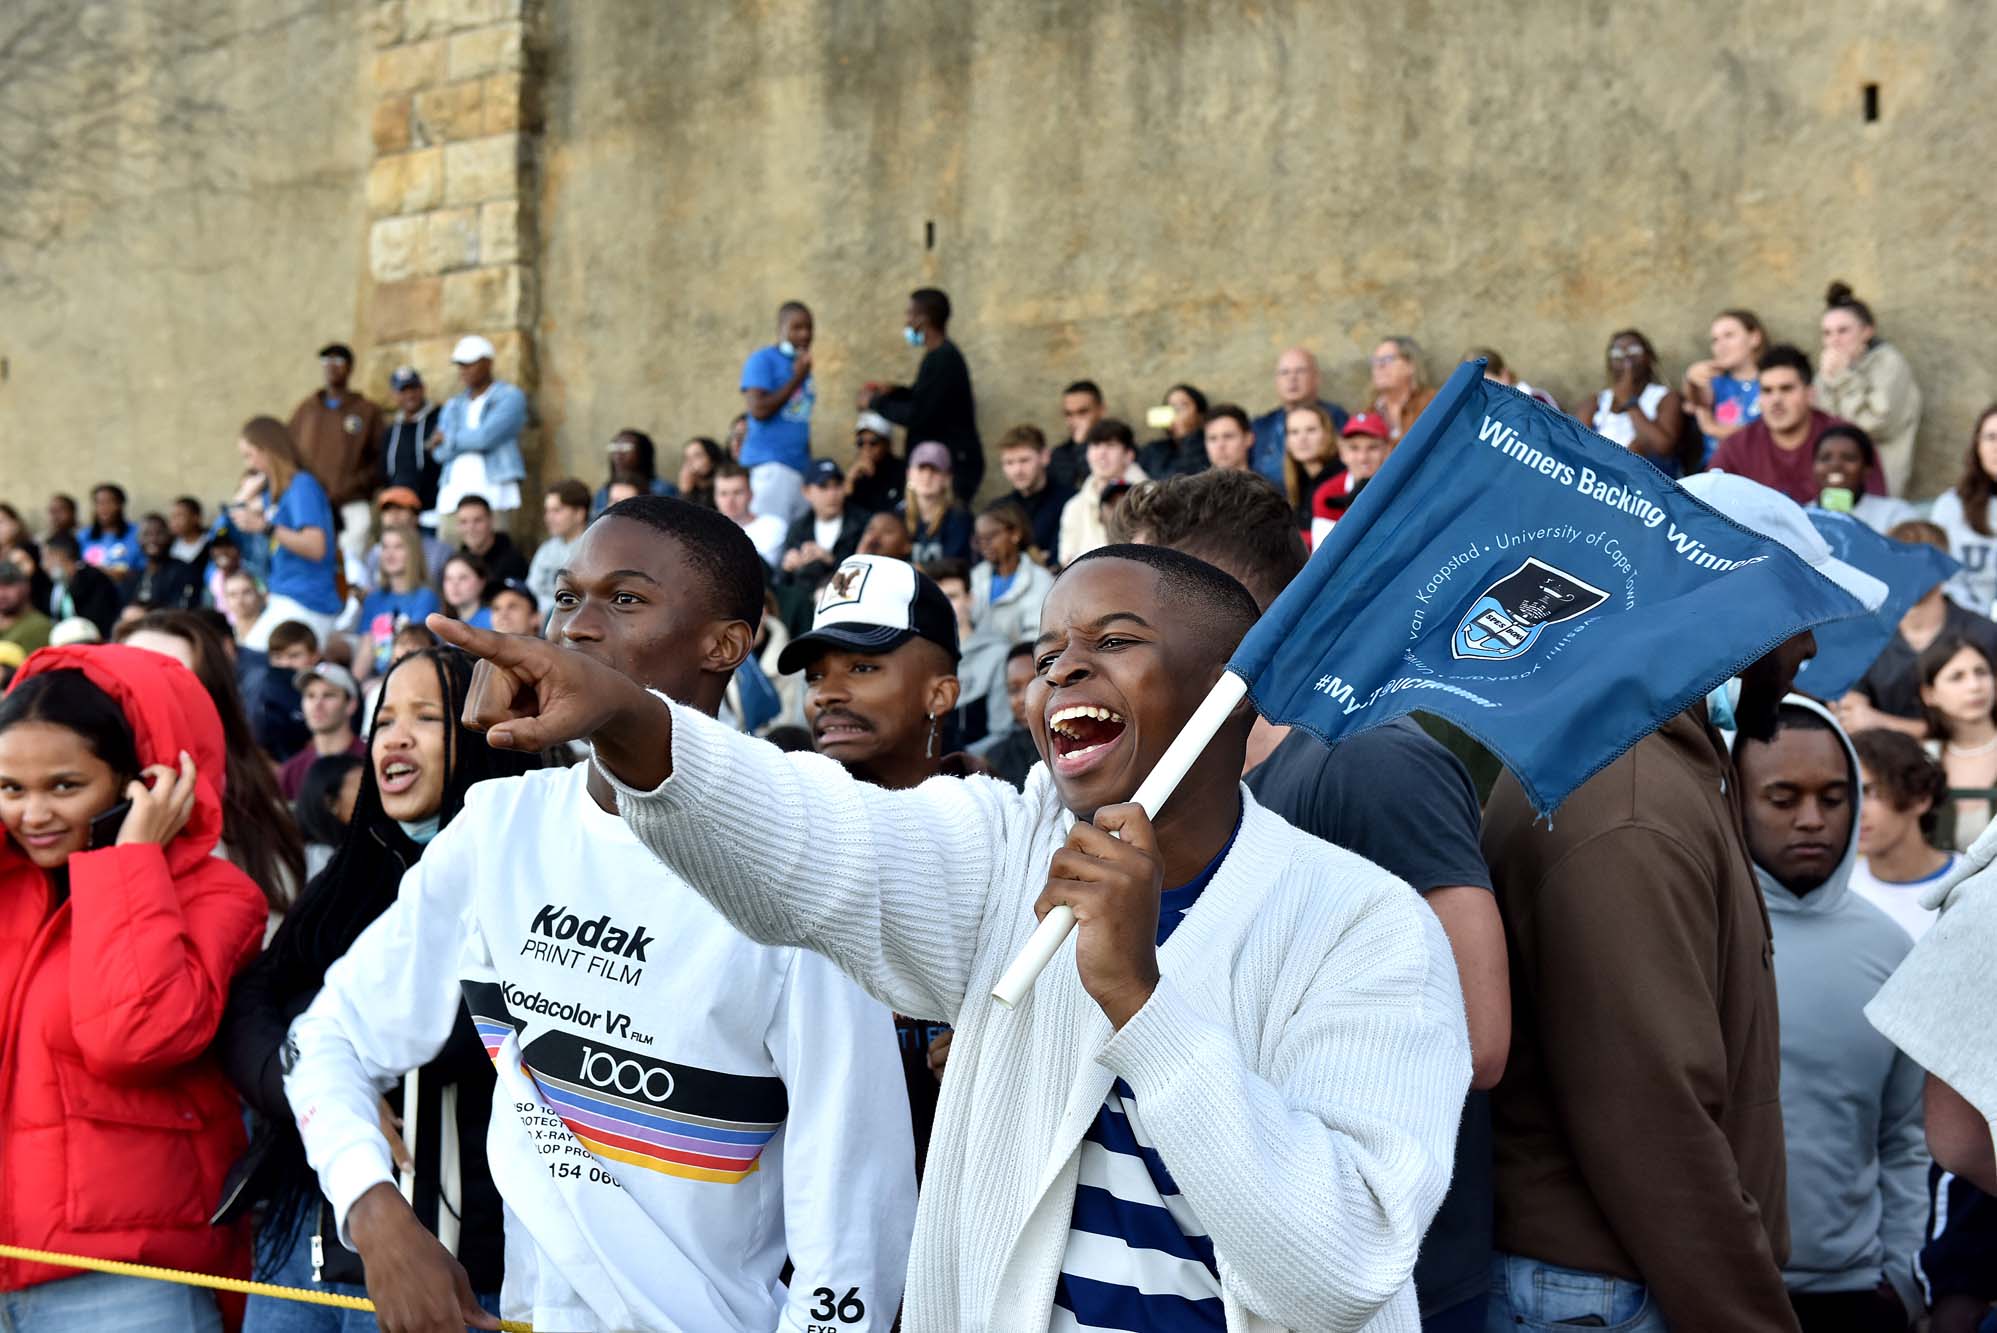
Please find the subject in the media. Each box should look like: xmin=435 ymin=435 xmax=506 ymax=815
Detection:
xmin=605 ymin=701 xmax=1471 ymax=1333
xmin=284 ymin=763 xmax=915 ymax=1332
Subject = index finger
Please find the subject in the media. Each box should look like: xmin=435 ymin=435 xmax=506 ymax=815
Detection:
xmin=425 ymin=613 xmax=522 ymax=663
xmin=1089 ymin=801 xmax=1159 ymax=855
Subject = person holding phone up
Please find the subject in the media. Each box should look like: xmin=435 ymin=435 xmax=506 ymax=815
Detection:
xmin=0 ymin=644 xmax=269 ymax=1331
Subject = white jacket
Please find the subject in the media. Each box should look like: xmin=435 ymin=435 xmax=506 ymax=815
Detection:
xmin=285 ymin=763 xmax=915 ymax=1332
xmin=970 ymin=556 xmax=1054 ymax=651
xmin=606 ymin=702 xmax=1471 ymax=1332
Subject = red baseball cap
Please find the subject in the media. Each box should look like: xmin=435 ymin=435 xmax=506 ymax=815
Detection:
xmin=1342 ymin=411 xmax=1390 ymax=440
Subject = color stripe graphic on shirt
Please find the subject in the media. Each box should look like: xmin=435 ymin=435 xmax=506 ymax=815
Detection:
xmin=1052 ymin=1080 xmax=1224 ymax=1331
xmin=465 ymin=980 xmax=786 ymax=1183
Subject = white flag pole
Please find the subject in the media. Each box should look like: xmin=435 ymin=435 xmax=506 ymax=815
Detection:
xmin=991 ymin=670 xmax=1250 ymax=1008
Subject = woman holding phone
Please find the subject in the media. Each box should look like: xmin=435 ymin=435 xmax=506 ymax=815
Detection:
xmin=0 ymin=644 xmax=268 ymax=1330
xmin=228 ymin=417 xmax=343 ymax=650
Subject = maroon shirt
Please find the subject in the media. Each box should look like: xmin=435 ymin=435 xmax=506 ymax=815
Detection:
xmin=279 ymin=735 xmax=366 ymax=801
xmin=1709 ymin=409 xmax=1882 ymax=505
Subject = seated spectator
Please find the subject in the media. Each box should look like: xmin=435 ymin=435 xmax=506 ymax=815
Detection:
xmin=1919 ymin=634 xmax=1997 ymax=851
xmin=1098 ymin=479 xmax=1133 ymax=541
xmin=901 ymin=442 xmax=974 ymax=564
xmin=0 ymin=562 xmax=53 ymax=655
xmin=1201 ymin=403 xmax=1255 ymax=473
xmin=294 ymin=751 xmax=365 ymax=881
xmin=1811 ymin=424 xmax=1914 ymax=533
xmin=857 ymin=510 xmax=914 ymax=559
xmin=167 ymin=494 xmax=210 ymax=567
xmin=780 ymin=459 xmax=866 ymax=583
xmin=1851 ymin=728 xmax=1956 ymax=941
xmin=1574 ymin=329 xmax=1687 ymax=474
xmin=1057 ymin=419 xmax=1147 ymax=562
xmin=204 ymin=532 xmax=245 ymax=620
xmin=453 ymin=492 xmax=528 ymax=584
xmin=43 ymin=492 xmax=78 ymax=545
xmin=1682 ymin=309 xmax=1768 ymax=466
xmin=1928 ymin=405 xmax=1997 ymax=616
xmin=1370 ymin=337 xmax=1437 ymax=445
xmin=220 ymin=567 xmax=266 ymax=644
xmin=432 ymin=335 xmax=527 ymax=528
xmin=1733 ymin=702 xmax=1927 ymax=1332
xmin=713 ymin=462 xmax=789 ymax=568
xmin=674 ymin=435 xmax=727 ymax=511
xmin=1468 ymin=346 xmax=1560 ymax=408
xmin=389 ymin=620 xmax=435 ymax=666
xmin=527 ymin=479 xmax=591 ymax=606
xmin=439 ymin=551 xmax=494 ymax=629
xmin=994 ymin=424 xmax=1071 ymax=565
xmin=970 ymin=500 xmax=1053 ymax=649
xmin=357 ymin=526 xmax=441 ymax=676
xmin=47 ymin=617 xmax=101 ymax=647
xmin=594 ymin=428 xmax=680 ymax=514
xmin=5 ymin=541 xmax=52 ymax=624
xmin=1817 ymin=282 xmax=1923 ymax=495
xmin=278 ymin=662 xmax=363 ymax=800
xmin=1841 ymin=520 xmax=1997 ymax=739
xmin=1050 ymin=379 xmax=1106 ymax=492
xmin=967 ymin=642 xmax=1039 ymax=788
xmin=1252 ymin=347 xmax=1349 ymax=482
xmin=41 ymin=532 xmax=122 ymax=637
xmin=925 ymin=557 xmax=1006 ymax=746
xmin=846 ymin=412 xmax=906 ymax=516
xmin=119 ymin=512 xmax=202 ymax=611
xmin=361 ymin=486 xmax=452 ymax=591
xmin=378 ymin=365 xmax=442 ymax=519
xmin=1714 ymin=345 xmax=1878 ymax=504
xmin=487 ymin=578 xmax=540 ymax=636
xmin=1138 ymin=382 xmax=1209 ymax=480
xmin=230 ymin=416 xmax=343 ymax=647
xmin=0 ymin=647 xmax=269 ymax=1331
xmin=80 ymin=481 xmax=141 ymax=577
xmin=0 ymin=502 xmax=36 ymax=562
xmin=1309 ymin=410 xmax=1393 ymax=547
xmin=726 ymin=409 xmax=748 ymax=460
xmin=605 ymin=477 xmax=643 ymax=507
xmin=1281 ymin=404 xmax=1341 ymax=537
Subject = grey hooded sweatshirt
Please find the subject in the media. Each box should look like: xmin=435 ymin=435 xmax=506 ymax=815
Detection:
xmin=1737 ymin=695 xmax=1929 ymax=1314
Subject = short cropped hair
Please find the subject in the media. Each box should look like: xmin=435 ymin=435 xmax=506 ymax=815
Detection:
xmin=596 ymin=494 xmax=765 ymax=627
xmin=1061 ymin=543 xmax=1260 ymax=666
xmin=998 ymin=424 xmax=1048 ymax=453
xmin=1110 ymin=470 xmax=1305 ymax=611
xmin=911 ymin=287 xmax=951 ymax=327
xmin=455 ymin=493 xmax=493 ymax=515
xmin=1758 ymin=343 xmax=1814 ymax=386
xmin=1063 ymin=380 xmax=1103 ymax=403
xmin=547 ymin=479 xmax=592 ymax=513
xmin=1205 ymin=403 xmax=1252 ymax=435
xmin=1085 ymin=418 xmax=1136 ymax=451
xmin=267 ymin=620 xmax=319 ymax=658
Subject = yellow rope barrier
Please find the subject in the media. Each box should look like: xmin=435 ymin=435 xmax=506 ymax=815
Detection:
xmin=0 ymin=1243 xmax=532 ymax=1331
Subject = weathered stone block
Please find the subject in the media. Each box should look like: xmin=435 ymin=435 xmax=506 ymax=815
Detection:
xmin=411 ymin=337 xmax=461 ymax=387
xmin=406 ymin=0 xmax=506 ymax=37
xmin=369 ymin=215 xmax=425 ymax=282
xmin=367 ymin=0 xmax=406 ymax=49
xmin=443 ymin=135 xmax=520 ymax=205
xmin=477 ymin=200 xmax=522 ymax=264
xmin=374 ymin=277 xmax=444 ymax=342
xmin=442 ymin=264 xmax=532 ymax=330
xmin=480 ymin=70 xmax=529 ymax=134
xmin=371 ymin=95 xmax=412 ymax=153
xmin=367 ymin=341 xmax=415 ymax=392
xmin=422 ymin=207 xmax=481 ymax=274
xmin=365 ymin=147 xmax=444 ymax=216
xmin=447 ymin=23 xmax=525 ymax=81
xmin=372 ymin=37 xmax=446 ymax=94
xmin=413 ymin=81 xmax=484 ymax=145
xmin=487 ymin=330 xmax=536 ymax=387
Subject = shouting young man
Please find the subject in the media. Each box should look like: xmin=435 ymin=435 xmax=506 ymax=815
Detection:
xmin=434 ymin=543 xmax=1470 ymax=1331
xmin=285 ymin=497 xmax=914 ymax=1333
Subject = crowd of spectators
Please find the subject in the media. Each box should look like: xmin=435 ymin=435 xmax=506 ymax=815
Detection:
xmin=0 ymin=275 xmax=1993 ymax=1333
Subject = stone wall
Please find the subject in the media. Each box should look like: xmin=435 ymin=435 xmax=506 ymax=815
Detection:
xmin=4 ymin=0 xmax=1993 ymax=516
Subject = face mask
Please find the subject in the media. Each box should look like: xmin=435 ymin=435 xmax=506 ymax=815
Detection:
xmin=397 ymin=815 xmax=442 ymax=845
xmin=778 ymin=340 xmax=796 ymax=358
xmin=903 ymin=326 xmax=923 ymax=348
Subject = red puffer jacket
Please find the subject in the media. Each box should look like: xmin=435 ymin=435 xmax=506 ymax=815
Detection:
xmin=0 ymin=645 xmax=268 ymax=1292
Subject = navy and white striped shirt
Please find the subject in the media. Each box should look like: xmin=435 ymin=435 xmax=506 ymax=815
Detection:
xmin=1051 ymin=823 xmax=1238 ymax=1332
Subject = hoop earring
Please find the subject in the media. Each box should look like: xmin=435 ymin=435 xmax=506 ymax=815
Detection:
xmin=926 ymin=712 xmax=939 ymax=759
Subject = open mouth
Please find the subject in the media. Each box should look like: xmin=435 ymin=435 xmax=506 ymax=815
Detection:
xmin=378 ymin=760 xmax=421 ymax=795
xmin=813 ymin=712 xmax=873 ymax=746
xmin=1047 ymin=704 xmax=1128 ymax=776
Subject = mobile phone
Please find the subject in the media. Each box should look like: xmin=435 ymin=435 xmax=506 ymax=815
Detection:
xmin=88 ymin=800 xmax=132 ymax=850
xmin=1145 ymin=405 xmax=1176 ymax=431
xmin=1818 ymin=486 xmax=1856 ymax=513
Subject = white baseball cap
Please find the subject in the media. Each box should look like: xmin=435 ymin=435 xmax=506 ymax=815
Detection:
xmin=1679 ymin=472 xmax=1888 ymax=612
xmin=451 ymin=334 xmax=496 ymax=365
xmin=775 ymin=555 xmax=961 ymax=675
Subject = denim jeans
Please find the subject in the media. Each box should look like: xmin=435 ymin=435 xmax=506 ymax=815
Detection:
xmin=244 ymin=1215 xmax=501 ymax=1333
xmin=0 ymin=1271 xmax=222 ymax=1332
xmin=1486 ymin=1253 xmax=1668 ymax=1332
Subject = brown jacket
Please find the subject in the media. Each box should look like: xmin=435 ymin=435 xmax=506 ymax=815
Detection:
xmin=1482 ymin=705 xmax=1797 ymax=1332
xmin=289 ymin=390 xmax=385 ymax=506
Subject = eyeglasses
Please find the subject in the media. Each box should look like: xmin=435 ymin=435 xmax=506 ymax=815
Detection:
xmin=1607 ymin=349 xmax=1646 ymax=362
xmin=1370 ymin=354 xmax=1403 ymax=368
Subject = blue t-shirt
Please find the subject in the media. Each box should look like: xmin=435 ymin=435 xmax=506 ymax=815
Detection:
xmin=1052 ymin=820 xmax=1239 ymax=1333
xmin=1705 ymin=374 xmax=1762 ymax=464
xmin=80 ymin=522 xmax=141 ymax=572
xmin=267 ymin=473 xmax=342 ymax=614
xmin=359 ymin=586 xmax=442 ymax=671
xmin=738 ymin=344 xmax=814 ymax=474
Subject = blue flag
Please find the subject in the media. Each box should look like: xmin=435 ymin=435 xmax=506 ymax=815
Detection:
xmin=1228 ymin=360 xmax=1871 ymax=812
xmin=1793 ymin=510 xmax=1958 ymax=699
xmin=732 ymin=659 xmax=784 ymax=734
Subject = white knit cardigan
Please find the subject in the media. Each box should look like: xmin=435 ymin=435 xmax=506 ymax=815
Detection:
xmin=606 ymin=701 xmax=1471 ymax=1332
